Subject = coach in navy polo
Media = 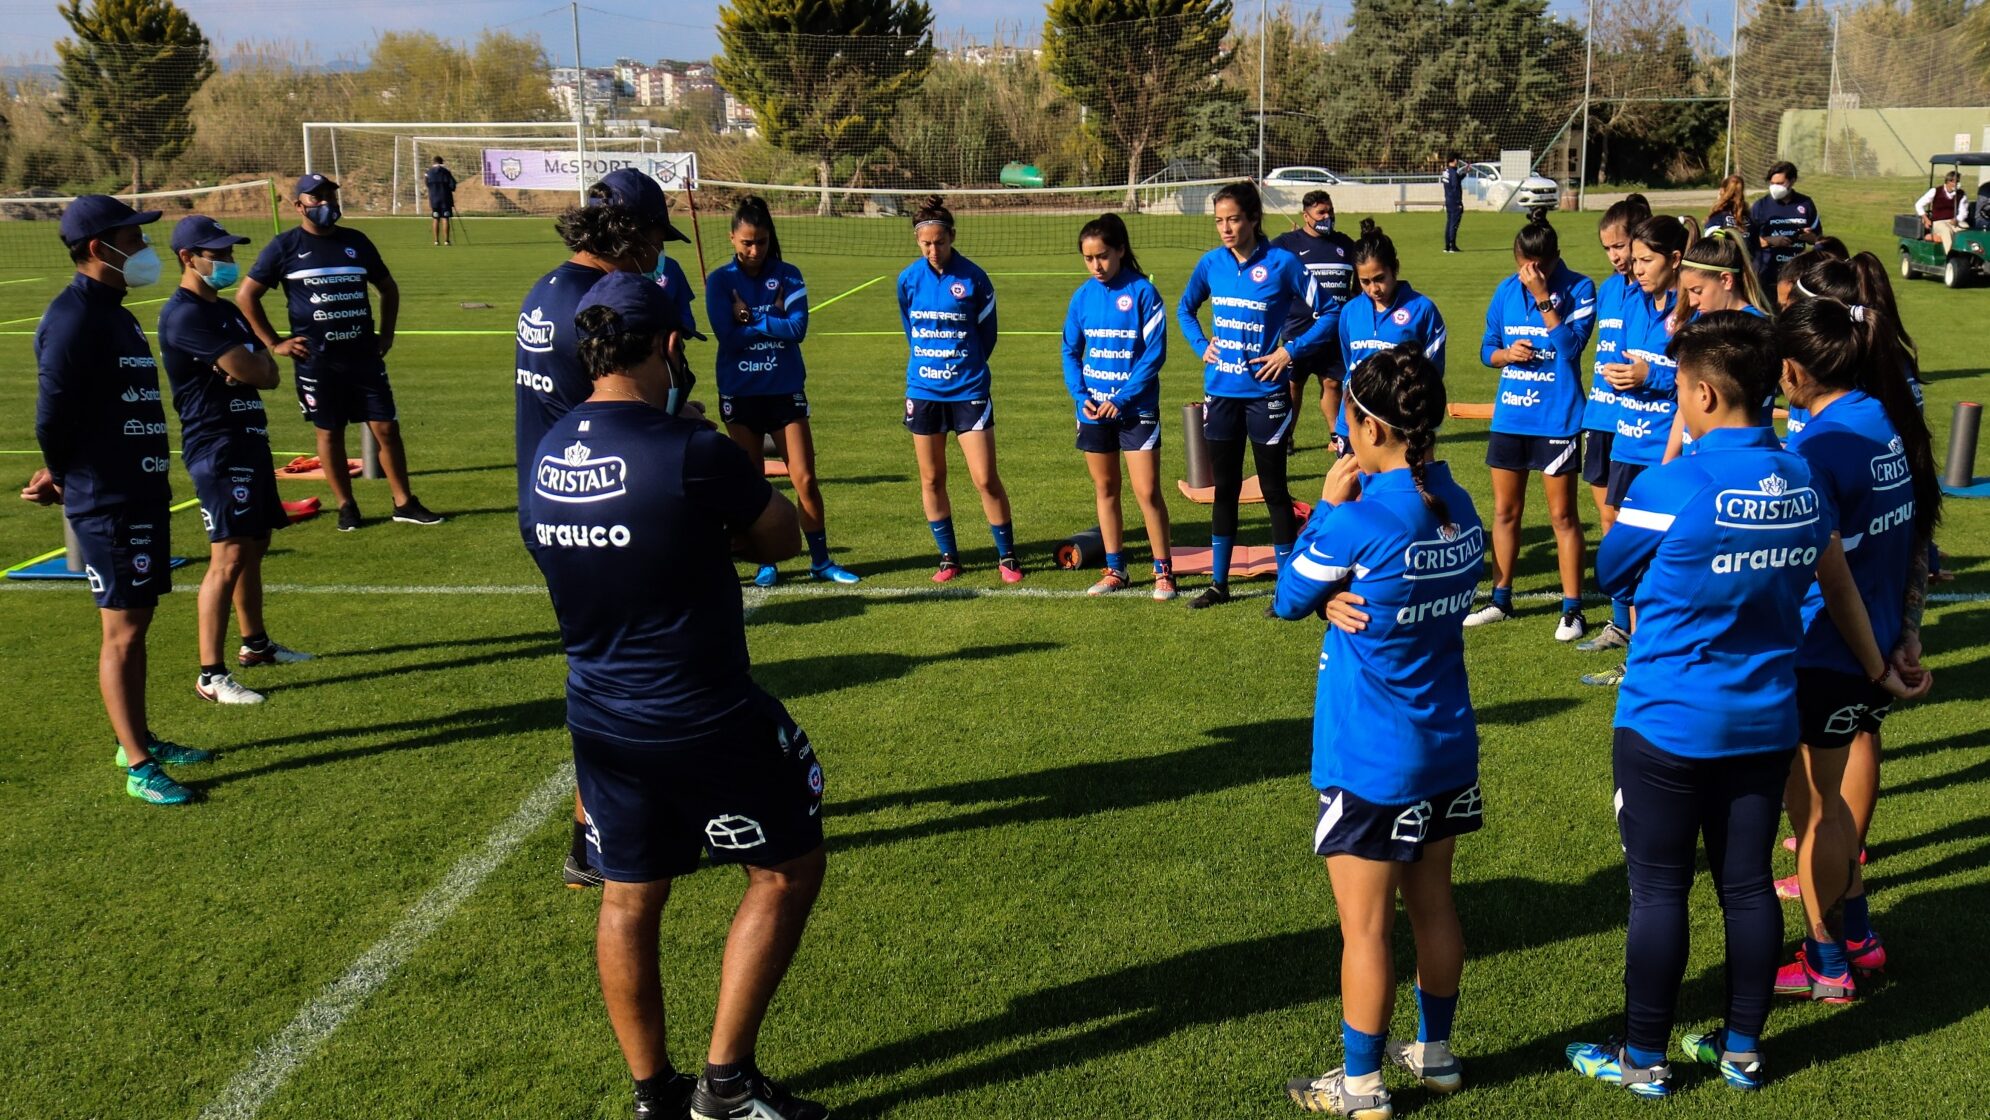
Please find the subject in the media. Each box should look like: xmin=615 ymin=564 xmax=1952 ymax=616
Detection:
xmin=26 ymin=195 xmax=214 ymax=805
xmin=237 ymin=172 xmax=443 ymax=531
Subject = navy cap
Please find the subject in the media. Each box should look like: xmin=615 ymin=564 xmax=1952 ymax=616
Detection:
xmin=574 ymin=270 xmax=674 ymax=338
xmin=588 ymin=168 xmax=690 ymax=242
xmin=294 ymin=172 xmax=339 ymax=198
xmin=59 ymin=195 xmax=162 ymax=248
xmin=170 ymin=215 xmax=251 ymax=253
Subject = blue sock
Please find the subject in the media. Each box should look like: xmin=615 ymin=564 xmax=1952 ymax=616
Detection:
xmin=1561 ymin=596 xmax=1581 ymax=616
xmin=1626 ymin=1043 xmax=1668 ymax=1069
xmin=1612 ymin=598 xmax=1633 ymax=631
xmin=990 ymin=521 xmax=1015 ymax=559
xmin=1153 ymin=557 xmax=1171 ymax=576
xmin=1844 ymin=893 xmax=1871 ymax=941
xmin=1210 ymin=535 xmax=1235 ymax=587
xmin=928 ymin=518 xmax=957 ymax=558
xmin=1414 ymin=987 xmax=1457 ymax=1044
xmin=1105 ymin=550 xmax=1124 ymax=574
xmin=1807 ymin=936 xmax=1850 ymax=976
xmin=805 ymin=530 xmax=830 ymax=568
xmin=1341 ymin=1020 xmax=1387 ymax=1079
xmin=1491 ymin=585 xmax=1513 ymax=611
xmin=1274 ymin=541 xmax=1294 ymax=569
xmin=1722 ymin=1028 xmax=1759 ymax=1055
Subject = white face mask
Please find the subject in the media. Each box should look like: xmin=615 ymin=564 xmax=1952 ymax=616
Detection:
xmin=1767 ymin=183 xmax=1791 ymax=202
xmin=104 ymin=239 xmax=162 ymax=288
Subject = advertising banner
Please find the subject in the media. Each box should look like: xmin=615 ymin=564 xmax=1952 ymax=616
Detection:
xmin=481 ymin=150 xmax=698 ymax=191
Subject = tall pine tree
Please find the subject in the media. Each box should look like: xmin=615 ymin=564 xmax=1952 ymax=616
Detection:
xmin=55 ymin=0 xmax=213 ymax=193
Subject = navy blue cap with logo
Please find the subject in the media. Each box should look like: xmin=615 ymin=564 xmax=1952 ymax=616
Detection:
xmin=575 ymin=270 xmax=677 ymax=339
xmin=294 ymin=172 xmax=339 ymax=199
xmin=59 ymin=195 xmax=162 ymax=247
xmin=589 ymin=168 xmax=690 ymax=242
xmin=170 ymin=215 xmax=251 ymax=254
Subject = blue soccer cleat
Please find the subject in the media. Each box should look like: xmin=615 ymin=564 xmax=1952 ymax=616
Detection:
xmin=810 ymin=562 xmax=860 ymax=585
xmin=124 ymin=760 xmax=194 ymax=806
xmin=1567 ymin=1038 xmax=1672 ymax=1098
xmin=753 ymin=565 xmax=779 ymax=587
xmin=1681 ymin=1030 xmax=1766 ymax=1090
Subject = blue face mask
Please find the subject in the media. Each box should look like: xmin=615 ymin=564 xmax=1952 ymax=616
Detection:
xmin=200 ymin=259 xmax=240 ymax=291
xmin=305 ymin=202 xmax=341 ymax=227
xmin=1312 ymin=218 xmax=1336 ymax=235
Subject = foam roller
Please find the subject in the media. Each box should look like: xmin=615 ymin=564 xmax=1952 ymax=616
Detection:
xmin=1055 ymin=526 xmax=1105 ymax=570
xmin=1182 ymin=401 xmax=1212 ymax=489
xmin=1944 ymin=401 xmax=1981 ymax=489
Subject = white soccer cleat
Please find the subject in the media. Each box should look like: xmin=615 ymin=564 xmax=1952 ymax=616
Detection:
xmin=1462 ymin=603 xmax=1512 ymax=628
xmin=196 ymin=673 xmax=266 ymax=705
xmin=1555 ymin=611 xmax=1587 ymax=642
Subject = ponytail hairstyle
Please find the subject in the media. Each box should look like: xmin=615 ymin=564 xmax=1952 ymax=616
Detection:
xmin=912 ymin=194 xmax=954 ymax=233
xmin=1344 ymin=344 xmax=1452 ymax=529
xmin=1077 ymin=212 xmax=1143 ymax=280
xmin=730 ymin=194 xmax=782 ymax=262
xmin=1513 ymin=212 xmax=1559 ymax=263
xmin=1785 ymin=252 xmax=1923 ymax=389
xmin=1674 ymin=226 xmax=1769 ymax=330
xmin=1352 ymin=217 xmax=1399 ymax=273
xmin=1599 ymin=191 xmax=1651 ymax=235
xmin=1775 ymin=299 xmax=1941 ymax=537
xmin=1211 ymin=180 xmax=1264 ymax=241
xmin=1709 ymin=174 xmax=1747 ymax=228
xmin=575 ymin=304 xmax=663 ymax=381
xmin=1845 ymin=250 xmax=1921 ymax=380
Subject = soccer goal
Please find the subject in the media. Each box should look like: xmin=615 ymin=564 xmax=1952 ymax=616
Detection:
xmin=0 ymin=179 xmax=281 ymax=275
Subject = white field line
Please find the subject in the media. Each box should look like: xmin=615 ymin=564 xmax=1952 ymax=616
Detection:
xmin=195 ymin=762 xmax=577 ymax=1120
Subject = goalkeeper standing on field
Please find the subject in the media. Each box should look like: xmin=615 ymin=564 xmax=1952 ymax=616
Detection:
xmin=426 ymin=156 xmax=457 ymax=246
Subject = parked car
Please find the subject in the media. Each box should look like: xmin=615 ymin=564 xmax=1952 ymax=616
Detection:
xmin=1264 ymin=165 xmax=1355 ymax=187
xmin=1465 ymin=162 xmax=1559 ymax=211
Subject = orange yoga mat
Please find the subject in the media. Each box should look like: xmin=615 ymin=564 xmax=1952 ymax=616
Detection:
xmin=279 ymin=456 xmax=366 ymax=481
xmin=1171 ymin=544 xmax=1282 ymax=578
xmin=1177 ymin=475 xmax=1265 ymax=504
xmin=1447 ymin=402 xmax=1494 ymax=420
xmin=763 ymin=459 xmax=789 ymax=478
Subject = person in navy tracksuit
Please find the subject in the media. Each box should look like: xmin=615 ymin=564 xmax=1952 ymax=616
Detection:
xmin=1176 ymin=180 xmax=1338 ymax=611
xmin=1772 ymin=297 xmax=1936 ymax=1005
xmin=1276 ymin=345 xmax=1484 ymax=1118
xmin=1440 ymin=154 xmax=1466 ymax=253
xmin=709 ymin=195 xmax=859 ymax=589
xmin=1566 ymin=312 xmax=1846 ymax=1097
xmin=1062 ymin=213 xmax=1173 ymax=600
xmin=1748 ymin=161 xmax=1823 ymax=282
xmin=897 ymin=196 xmax=1017 ymax=583
xmin=1270 ymin=190 xmax=1356 ymax=445
xmin=1465 ymin=215 xmax=1596 ymax=643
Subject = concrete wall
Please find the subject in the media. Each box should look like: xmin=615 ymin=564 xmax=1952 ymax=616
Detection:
xmin=1778 ymin=109 xmax=1990 ymax=180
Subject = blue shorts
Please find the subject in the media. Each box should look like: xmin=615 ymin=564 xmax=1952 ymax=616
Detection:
xmin=69 ymin=504 xmax=172 ymax=610
xmin=1204 ymin=394 xmax=1294 ymax=446
xmin=1314 ymin=780 xmax=1484 ymax=862
xmin=1076 ymin=407 xmax=1161 ymax=453
xmin=1605 ymin=459 xmax=1647 ymax=508
xmin=904 ymin=397 xmax=993 ymax=436
xmin=1582 ymin=428 xmax=1614 ymax=486
xmin=1486 ymin=431 xmax=1581 ymax=476
xmin=1287 ymin=349 xmax=1344 ymax=387
xmin=189 ymin=453 xmax=287 ymax=542
xmin=572 ymin=695 xmax=824 ymax=882
xmin=296 ymin=361 xmax=397 ymax=430
xmin=1795 ymin=668 xmax=1892 ymax=750
xmin=430 ymin=202 xmax=454 ymax=219
xmin=721 ymin=391 xmax=810 ymax=437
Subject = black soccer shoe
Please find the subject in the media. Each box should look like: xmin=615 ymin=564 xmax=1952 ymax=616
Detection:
xmin=562 ymin=852 xmax=604 ymax=890
xmin=633 ymin=1072 xmax=697 ymax=1120
xmin=688 ymin=1073 xmax=828 ymax=1120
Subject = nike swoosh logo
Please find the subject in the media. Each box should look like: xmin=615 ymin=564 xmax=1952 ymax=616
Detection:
xmin=131 ymin=578 xmax=151 ymax=587
xmin=297 ymin=251 xmax=313 ymax=258
xmin=808 ymin=804 xmax=821 ymax=817
xmin=232 ymin=507 xmax=251 ymax=516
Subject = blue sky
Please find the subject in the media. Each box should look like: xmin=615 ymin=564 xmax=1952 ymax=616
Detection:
xmin=0 ymin=0 xmax=1742 ymax=66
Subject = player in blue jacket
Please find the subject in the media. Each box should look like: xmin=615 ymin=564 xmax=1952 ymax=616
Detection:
xmin=1465 ymin=216 xmax=1596 ymax=642
xmin=1276 ymin=346 xmax=1483 ymax=1117
xmin=710 ymin=196 xmax=859 ymax=589
xmin=1772 ymin=297 xmax=1936 ymax=1004
xmin=1271 ymin=190 xmax=1356 ymax=446
xmin=1661 ymin=229 xmax=1770 ymax=461
xmin=160 ymin=216 xmax=312 ymax=709
xmin=896 ymin=196 xmax=1018 ymax=583
xmin=1336 ymin=219 xmax=1447 ymax=450
xmin=1582 ymin=215 xmax=1690 ymax=688
xmin=1575 ymin=195 xmax=1652 ymax=659
xmin=1062 ymin=213 xmax=1173 ymax=600
xmin=1176 ymin=180 xmax=1338 ymax=610
xmin=1749 ymin=161 xmax=1823 ymax=282
xmin=1565 ymin=311 xmax=1869 ymax=1097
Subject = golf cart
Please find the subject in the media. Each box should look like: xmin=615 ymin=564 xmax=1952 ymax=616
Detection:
xmin=1896 ymin=153 xmax=1990 ymax=288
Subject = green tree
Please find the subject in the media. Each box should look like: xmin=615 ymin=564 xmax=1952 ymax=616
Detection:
xmin=715 ymin=0 xmax=935 ymax=213
xmin=55 ymin=0 xmax=215 ymax=192
xmin=1587 ymin=0 xmax=1727 ymax=185
xmin=344 ymin=31 xmax=559 ymax=121
xmin=1042 ymin=0 xmax=1233 ymax=204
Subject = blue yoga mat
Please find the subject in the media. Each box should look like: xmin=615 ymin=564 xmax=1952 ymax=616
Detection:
xmin=6 ymin=556 xmax=192 ymax=581
xmin=1941 ymin=477 xmax=1990 ymax=499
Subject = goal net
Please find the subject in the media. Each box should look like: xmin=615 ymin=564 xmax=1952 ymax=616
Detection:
xmin=0 ymin=179 xmax=280 ymax=276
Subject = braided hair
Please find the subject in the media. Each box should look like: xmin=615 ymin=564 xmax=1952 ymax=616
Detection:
xmin=1345 ymin=344 xmax=1452 ymax=529
xmin=575 ymin=305 xmax=662 ymax=381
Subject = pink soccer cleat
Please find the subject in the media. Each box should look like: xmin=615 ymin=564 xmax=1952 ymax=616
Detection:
xmin=1774 ymin=875 xmax=1802 ymax=901
xmin=932 ymin=557 xmax=963 ymax=583
xmin=1846 ymin=933 xmax=1888 ymax=974
xmin=1775 ymin=946 xmax=1856 ymax=1004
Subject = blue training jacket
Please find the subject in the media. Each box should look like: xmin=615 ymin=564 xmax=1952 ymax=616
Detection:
xmin=706 ymin=258 xmax=808 ymax=397
xmin=1583 ymin=272 xmax=1637 ymax=433
xmin=1061 ymin=269 xmax=1166 ymax=421
xmin=1600 ymin=425 xmax=1832 ymax=758
xmin=1274 ymin=462 xmax=1484 ymax=803
xmin=1335 ymin=282 xmax=1447 ymax=438
xmin=1482 ymin=261 xmax=1597 ymax=438
xmin=1607 ymin=286 xmax=1679 ymax=466
xmin=1176 ymin=239 xmax=1337 ymax=400
xmin=897 ymin=253 xmax=998 ymax=401
xmin=1787 ymin=390 xmax=1915 ymax=677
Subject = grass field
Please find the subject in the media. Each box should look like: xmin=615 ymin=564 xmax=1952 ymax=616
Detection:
xmin=2 ymin=183 xmax=1986 ymax=1119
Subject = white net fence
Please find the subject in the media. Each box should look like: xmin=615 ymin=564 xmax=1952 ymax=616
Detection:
xmin=0 ymin=179 xmax=278 ymax=273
